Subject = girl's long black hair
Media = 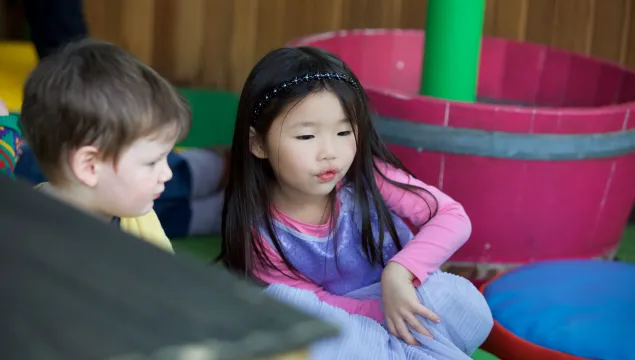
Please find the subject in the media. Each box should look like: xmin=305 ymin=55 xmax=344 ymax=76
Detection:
xmin=217 ymin=47 xmax=437 ymax=278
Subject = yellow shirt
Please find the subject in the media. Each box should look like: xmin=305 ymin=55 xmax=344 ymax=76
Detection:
xmin=119 ymin=211 xmax=174 ymax=253
xmin=36 ymin=183 xmax=174 ymax=253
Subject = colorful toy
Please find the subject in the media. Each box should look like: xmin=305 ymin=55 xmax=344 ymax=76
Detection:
xmin=0 ymin=113 xmax=22 ymax=177
xmin=0 ymin=42 xmax=35 ymax=178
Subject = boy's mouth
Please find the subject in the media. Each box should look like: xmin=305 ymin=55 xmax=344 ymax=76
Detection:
xmin=153 ymin=188 xmax=164 ymax=199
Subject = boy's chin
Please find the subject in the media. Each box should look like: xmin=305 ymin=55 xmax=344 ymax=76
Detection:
xmin=115 ymin=203 xmax=154 ymax=219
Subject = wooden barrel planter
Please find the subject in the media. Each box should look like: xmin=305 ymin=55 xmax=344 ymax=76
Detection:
xmin=289 ymin=29 xmax=635 ymax=283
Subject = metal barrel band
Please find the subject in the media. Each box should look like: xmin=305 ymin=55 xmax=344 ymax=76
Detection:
xmin=374 ymin=115 xmax=635 ymax=160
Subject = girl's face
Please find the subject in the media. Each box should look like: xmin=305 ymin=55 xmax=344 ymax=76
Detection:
xmin=251 ymin=90 xmax=357 ymax=202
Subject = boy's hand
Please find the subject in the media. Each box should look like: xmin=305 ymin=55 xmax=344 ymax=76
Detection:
xmin=381 ymin=262 xmax=440 ymax=345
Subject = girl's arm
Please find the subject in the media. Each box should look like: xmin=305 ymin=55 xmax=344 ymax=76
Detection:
xmin=375 ymin=161 xmax=472 ymax=285
xmin=253 ymin=235 xmax=384 ymax=322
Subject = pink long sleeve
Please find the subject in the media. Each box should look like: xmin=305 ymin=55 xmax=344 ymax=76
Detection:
xmin=375 ymin=161 xmax=472 ymax=285
xmin=253 ymin=237 xmax=384 ymax=322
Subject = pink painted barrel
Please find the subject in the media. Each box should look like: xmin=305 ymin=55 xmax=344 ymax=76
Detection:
xmin=289 ymin=29 xmax=635 ymax=282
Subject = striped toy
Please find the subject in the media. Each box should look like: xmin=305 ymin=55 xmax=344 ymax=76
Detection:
xmin=0 ymin=114 xmax=22 ymax=178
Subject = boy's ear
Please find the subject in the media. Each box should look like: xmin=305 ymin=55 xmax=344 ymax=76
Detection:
xmin=249 ymin=126 xmax=267 ymax=159
xmin=70 ymin=145 xmax=102 ymax=187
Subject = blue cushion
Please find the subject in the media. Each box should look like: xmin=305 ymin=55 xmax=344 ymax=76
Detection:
xmin=484 ymin=260 xmax=635 ymax=360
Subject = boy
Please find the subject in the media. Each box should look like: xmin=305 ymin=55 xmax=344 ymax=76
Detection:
xmin=19 ymin=38 xmax=192 ymax=253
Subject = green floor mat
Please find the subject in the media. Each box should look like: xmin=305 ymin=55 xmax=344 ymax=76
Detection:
xmin=471 ymin=349 xmax=499 ymax=360
xmin=172 ymin=236 xmax=221 ymax=261
xmin=617 ymin=226 xmax=635 ymax=262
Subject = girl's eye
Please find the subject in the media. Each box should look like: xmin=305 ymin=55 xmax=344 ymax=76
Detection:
xmin=338 ymin=131 xmax=352 ymax=136
xmin=296 ymin=135 xmax=314 ymax=140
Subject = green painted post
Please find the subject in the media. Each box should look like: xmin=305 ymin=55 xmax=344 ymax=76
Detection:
xmin=420 ymin=0 xmax=486 ymax=102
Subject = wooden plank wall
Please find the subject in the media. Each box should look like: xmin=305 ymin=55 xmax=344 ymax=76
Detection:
xmin=83 ymin=0 xmax=635 ymax=92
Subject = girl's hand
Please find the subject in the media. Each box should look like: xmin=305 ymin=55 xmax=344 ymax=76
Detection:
xmin=381 ymin=262 xmax=440 ymax=345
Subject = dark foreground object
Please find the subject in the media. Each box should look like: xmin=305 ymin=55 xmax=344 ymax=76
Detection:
xmin=0 ymin=175 xmax=336 ymax=360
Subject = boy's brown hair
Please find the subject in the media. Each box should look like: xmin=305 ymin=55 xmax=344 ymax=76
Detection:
xmin=20 ymin=38 xmax=191 ymax=185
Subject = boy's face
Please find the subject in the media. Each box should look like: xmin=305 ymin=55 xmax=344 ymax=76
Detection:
xmin=93 ymin=134 xmax=175 ymax=218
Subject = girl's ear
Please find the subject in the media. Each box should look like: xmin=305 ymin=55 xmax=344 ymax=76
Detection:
xmin=249 ymin=126 xmax=267 ymax=159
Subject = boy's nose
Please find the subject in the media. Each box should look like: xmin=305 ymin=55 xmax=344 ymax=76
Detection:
xmin=159 ymin=161 xmax=173 ymax=183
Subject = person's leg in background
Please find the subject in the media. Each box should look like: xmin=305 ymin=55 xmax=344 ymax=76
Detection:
xmin=23 ymin=0 xmax=88 ymax=59
xmin=153 ymin=148 xmax=229 ymax=238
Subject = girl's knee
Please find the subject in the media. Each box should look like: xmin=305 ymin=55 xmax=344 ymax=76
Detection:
xmin=419 ymin=272 xmax=493 ymax=354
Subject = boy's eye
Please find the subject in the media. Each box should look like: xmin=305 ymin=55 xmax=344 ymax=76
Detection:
xmin=338 ymin=131 xmax=352 ymax=136
xmin=296 ymin=135 xmax=314 ymax=140
xmin=147 ymin=157 xmax=163 ymax=166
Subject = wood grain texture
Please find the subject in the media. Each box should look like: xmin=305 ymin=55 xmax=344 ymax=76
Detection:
xmin=80 ymin=0 xmax=635 ymax=91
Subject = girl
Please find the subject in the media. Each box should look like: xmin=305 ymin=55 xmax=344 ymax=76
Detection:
xmin=219 ymin=47 xmax=492 ymax=357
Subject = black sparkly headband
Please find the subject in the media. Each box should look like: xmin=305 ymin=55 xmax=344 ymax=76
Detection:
xmin=252 ymin=72 xmax=360 ymax=124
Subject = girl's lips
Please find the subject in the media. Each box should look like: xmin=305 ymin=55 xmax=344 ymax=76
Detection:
xmin=317 ymin=169 xmax=337 ymax=182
